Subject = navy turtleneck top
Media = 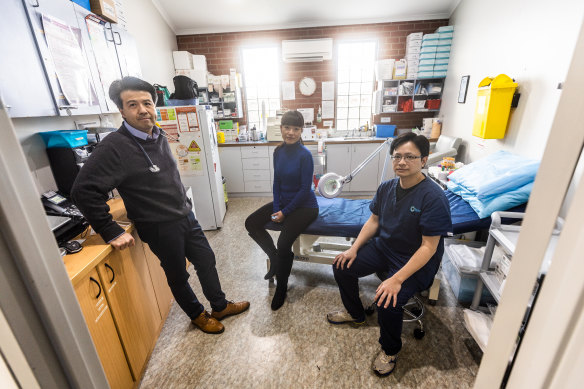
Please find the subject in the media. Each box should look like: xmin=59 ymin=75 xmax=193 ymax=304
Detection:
xmin=272 ymin=141 xmax=318 ymax=215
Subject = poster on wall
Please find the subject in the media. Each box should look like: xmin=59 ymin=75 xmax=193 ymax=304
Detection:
xmin=172 ymin=133 xmax=204 ymax=176
xmin=42 ymin=14 xmax=98 ymax=106
xmin=176 ymin=106 xmax=200 ymax=132
xmin=85 ymin=17 xmax=119 ymax=111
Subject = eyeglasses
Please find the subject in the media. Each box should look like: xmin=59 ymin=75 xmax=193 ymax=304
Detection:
xmin=391 ymin=154 xmax=422 ymax=162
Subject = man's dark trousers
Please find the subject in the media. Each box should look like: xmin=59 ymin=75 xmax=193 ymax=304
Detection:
xmin=136 ymin=212 xmax=227 ymax=319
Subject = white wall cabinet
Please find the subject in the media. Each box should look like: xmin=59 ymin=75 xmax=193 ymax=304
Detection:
xmin=0 ymin=0 xmax=57 ymax=117
xmin=0 ymin=0 xmax=141 ymax=118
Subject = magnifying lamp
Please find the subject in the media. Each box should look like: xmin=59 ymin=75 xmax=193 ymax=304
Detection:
xmin=317 ymin=138 xmax=393 ymax=198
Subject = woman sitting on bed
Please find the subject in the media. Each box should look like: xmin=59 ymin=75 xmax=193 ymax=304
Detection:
xmin=327 ymin=132 xmax=452 ymax=376
xmin=245 ymin=110 xmax=319 ymax=311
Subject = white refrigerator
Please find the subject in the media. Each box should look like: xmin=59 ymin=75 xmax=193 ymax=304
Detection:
xmin=156 ymin=105 xmax=226 ymax=230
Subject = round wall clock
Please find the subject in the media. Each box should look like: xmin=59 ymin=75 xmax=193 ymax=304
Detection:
xmin=299 ymin=77 xmax=317 ymax=96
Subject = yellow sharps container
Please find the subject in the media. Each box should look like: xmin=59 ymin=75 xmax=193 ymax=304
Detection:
xmin=472 ymin=74 xmax=518 ymax=139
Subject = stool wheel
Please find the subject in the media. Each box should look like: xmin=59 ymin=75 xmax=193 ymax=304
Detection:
xmin=414 ymin=328 xmax=425 ymax=339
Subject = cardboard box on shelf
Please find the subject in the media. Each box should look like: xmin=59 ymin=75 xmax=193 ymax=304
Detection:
xmin=407 ymin=32 xmax=423 ymax=40
xmin=407 ymin=39 xmax=422 ymax=48
xmin=173 ymin=51 xmax=193 ymax=70
xmin=393 ymin=60 xmax=407 ymax=80
xmin=375 ymin=59 xmax=395 ymax=80
xmin=192 ymin=55 xmax=207 ymax=71
xmin=89 ymin=0 xmax=117 ymax=23
xmin=436 ymin=26 xmax=454 ymax=33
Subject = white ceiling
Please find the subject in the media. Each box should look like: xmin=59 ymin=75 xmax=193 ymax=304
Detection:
xmin=152 ymin=0 xmax=461 ymax=35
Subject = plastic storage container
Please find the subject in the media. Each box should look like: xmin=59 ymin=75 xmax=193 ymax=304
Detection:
xmin=39 ymin=130 xmax=88 ymax=149
xmin=441 ymin=239 xmax=495 ymax=304
xmin=375 ymin=124 xmax=397 ymax=138
xmin=472 ymin=74 xmax=518 ymax=139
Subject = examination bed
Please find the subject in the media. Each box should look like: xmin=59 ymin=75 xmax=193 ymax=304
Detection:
xmin=265 ymin=191 xmax=526 ymax=303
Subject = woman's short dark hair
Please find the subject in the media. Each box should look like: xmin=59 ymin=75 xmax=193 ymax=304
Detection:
xmin=108 ymin=77 xmax=157 ymax=109
xmin=280 ymin=110 xmax=305 ymax=128
xmin=390 ymin=132 xmax=430 ymax=157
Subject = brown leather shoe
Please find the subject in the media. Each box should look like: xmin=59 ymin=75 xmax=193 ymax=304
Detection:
xmin=191 ymin=311 xmax=224 ymax=334
xmin=211 ymin=300 xmax=250 ymax=320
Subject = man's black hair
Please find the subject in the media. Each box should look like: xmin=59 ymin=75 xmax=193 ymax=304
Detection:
xmin=389 ymin=132 xmax=430 ymax=157
xmin=108 ymin=76 xmax=157 ymax=109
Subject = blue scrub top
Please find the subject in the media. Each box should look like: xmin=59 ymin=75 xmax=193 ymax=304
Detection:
xmin=370 ymin=176 xmax=452 ymax=285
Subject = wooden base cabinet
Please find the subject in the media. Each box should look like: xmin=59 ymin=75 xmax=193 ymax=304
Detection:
xmin=97 ymin=248 xmax=157 ymax=380
xmin=74 ymin=269 xmax=134 ymax=389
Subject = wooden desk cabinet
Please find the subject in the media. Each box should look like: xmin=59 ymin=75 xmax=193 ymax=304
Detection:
xmin=66 ymin=200 xmax=173 ymax=388
xmin=74 ymin=269 xmax=134 ymax=389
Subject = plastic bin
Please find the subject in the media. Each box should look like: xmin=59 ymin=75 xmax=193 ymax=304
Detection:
xmin=427 ymin=99 xmax=441 ymax=109
xmin=472 ymin=74 xmax=518 ymax=139
xmin=375 ymin=124 xmax=396 ymax=138
xmin=39 ymin=130 xmax=88 ymax=149
xmin=222 ymin=177 xmax=228 ymax=209
xmin=441 ymin=239 xmax=495 ymax=304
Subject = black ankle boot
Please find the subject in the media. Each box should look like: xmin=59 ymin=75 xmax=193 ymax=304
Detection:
xmin=271 ymin=282 xmax=287 ymax=311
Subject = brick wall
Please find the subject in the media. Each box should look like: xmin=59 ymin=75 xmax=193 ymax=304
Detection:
xmin=177 ymin=19 xmax=449 ymax=130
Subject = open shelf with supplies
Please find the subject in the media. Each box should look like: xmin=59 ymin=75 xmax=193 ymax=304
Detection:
xmin=198 ymin=87 xmax=243 ymax=120
xmin=463 ymin=211 xmax=563 ymax=354
xmin=374 ymin=77 xmax=445 ymax=114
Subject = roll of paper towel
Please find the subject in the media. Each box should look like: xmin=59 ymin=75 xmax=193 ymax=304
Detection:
xmin=423 ymin=118 xmax=433 ymax=136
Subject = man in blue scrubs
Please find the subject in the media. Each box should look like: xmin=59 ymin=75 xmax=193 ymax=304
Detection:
xmin=327 ymin=132 xmax=452 ymax=376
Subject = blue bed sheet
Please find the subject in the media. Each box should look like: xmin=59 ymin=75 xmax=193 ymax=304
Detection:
xmin=265 ymin=191 xmax=526 ymax=237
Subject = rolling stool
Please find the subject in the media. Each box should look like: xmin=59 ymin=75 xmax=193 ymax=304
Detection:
xmin=365 ymin=271 xmax=426 ymax=339
xmin=365 ymin=296 xmax=425 ymax=339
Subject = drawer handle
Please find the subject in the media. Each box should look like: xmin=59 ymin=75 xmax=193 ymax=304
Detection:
xmin=105 ymin=263 xmax=115 ymax=283
xmin=90 ymin=277 xmax=102 ymax=299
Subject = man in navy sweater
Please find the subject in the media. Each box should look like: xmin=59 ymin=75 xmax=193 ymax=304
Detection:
xmin=71 ymin=77 xmax=249 ymax=334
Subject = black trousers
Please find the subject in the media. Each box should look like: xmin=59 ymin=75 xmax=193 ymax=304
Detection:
xmin=135 ymin=212 xmax=227 ymax=320
xmin=245 ymin=202 xmax=318 ymax=280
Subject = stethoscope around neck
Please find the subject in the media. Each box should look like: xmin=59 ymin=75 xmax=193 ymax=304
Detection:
xmin=129 ymin=128 xmax=179 ymax=173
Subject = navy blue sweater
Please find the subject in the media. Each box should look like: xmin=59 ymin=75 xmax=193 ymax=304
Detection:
xmin=71 ymin=124 xmax=191 ymax=242
xmin=272 ymin=141 xmax=318 ymax=215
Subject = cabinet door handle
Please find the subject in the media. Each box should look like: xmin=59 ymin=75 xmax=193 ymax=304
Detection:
xmin=90 ymin=277 xmax=102 ymax=299
xmin=113 ymin=31 xmax=122 ymax=45
xmin=104 ymin=23 xmax=114 ymax=42
xmin=31 ymin=0 xmax=40 ymax=7
xmin=104 ymin=263 xmax=115 ymax=283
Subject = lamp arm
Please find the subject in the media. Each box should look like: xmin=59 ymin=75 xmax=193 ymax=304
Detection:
xmin=343 ymin=138 xmax=392 ymax=183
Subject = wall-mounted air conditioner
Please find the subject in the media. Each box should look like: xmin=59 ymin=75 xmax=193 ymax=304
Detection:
xmin=282 ymin=38 xmax=333 ymax=63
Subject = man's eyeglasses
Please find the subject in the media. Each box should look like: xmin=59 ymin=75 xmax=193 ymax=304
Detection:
xmin=391 ymin=154 xmax=422 ymax=162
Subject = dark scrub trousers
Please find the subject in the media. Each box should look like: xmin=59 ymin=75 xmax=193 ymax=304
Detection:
xmin=333 ymin=177 xmax=451 ymax=356
xmin=135 ymin=212 xmax=228 ymax=320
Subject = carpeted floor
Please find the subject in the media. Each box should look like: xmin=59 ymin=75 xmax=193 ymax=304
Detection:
xmin=139 ymin=197 xmax=481 ymax=388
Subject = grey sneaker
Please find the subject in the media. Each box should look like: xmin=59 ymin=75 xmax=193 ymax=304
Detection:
xmin=372 ymin=350 xmax=397 ymax=376
xmin=326 ymin=310 xmax=365 ymax=327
